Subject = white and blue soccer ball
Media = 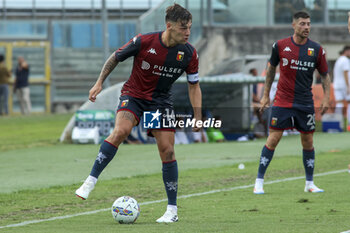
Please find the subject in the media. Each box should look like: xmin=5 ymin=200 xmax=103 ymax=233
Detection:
xmin=111 ymin=196 xmax=140 ymax=224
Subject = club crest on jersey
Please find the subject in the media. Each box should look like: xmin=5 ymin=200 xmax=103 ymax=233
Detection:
xmin=271 ymin=117 xmax=278 ymax=126
xmin=307 ymin=48 xmax=314 ymax=56
xmin=121 ymin=99 xmax=129 ymax=107
xmin=176 ymin=51 xmax=184 ymax=61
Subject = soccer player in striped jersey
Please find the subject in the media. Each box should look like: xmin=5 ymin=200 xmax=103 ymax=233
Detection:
xmin=75 ymin=4 xmax=202 ymax=223
xmin=253 ymin=11 xmax=331 ymax=194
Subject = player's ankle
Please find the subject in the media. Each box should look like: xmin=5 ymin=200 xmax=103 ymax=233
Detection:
xmin=167 ymin=204 xmax=177 ymax=212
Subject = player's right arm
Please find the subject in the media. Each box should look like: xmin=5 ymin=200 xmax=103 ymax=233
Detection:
xmin=341 ymin=57 xmax=350 ymax=94
xmin=89 ymin=53 xmax=119 ymax=102
xmin=344 ymin=70 xmax=350 ymax=94
xmin=89 ymin=34 xmax=141 ymax=102
xmin=260 ymin=42 xmax=279 ymax=112
xmin=260 ymin=64 xmax=276 ymax=111
xmin=319 ymin=73 xmax=331 ymax=115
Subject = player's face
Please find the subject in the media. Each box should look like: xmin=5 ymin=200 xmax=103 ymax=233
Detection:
xmin=18 ymin=56 xmax=24 ymax=64
xmin=293 ymin=18 xmax=311 ymax=39
xmin=345 ymin=49 xmax=350 ymax=58
xmin=170 ymin=20 xmax=192 ymax=44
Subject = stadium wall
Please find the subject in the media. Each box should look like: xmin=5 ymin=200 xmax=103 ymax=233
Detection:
xmin=198 ymin=26 xmax=349 ymax=76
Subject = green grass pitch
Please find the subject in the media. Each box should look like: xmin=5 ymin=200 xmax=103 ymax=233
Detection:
xmin=0 ymin=114 xmax=350 ymax=233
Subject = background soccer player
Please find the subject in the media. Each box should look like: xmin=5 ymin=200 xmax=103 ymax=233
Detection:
xmin=333 ymin=46 xmax=350 ymax=130
xmin=253 ymin=11 xmax=331 ymax=194
xmin=75 ymin=3 xmax=202 ymax=223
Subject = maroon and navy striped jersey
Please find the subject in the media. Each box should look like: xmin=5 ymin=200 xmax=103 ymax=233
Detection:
xmin=115 ymin=32 xmax=199 ymax=101
xmin=269 ymin=37 xmax=328 ymax=108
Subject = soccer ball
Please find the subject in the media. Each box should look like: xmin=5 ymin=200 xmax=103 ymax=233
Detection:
xmin=111 ymin=196 xmax=140 ymax=224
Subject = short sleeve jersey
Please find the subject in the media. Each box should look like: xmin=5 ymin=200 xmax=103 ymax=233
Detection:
xmin=269 ymin=37 xmax=328 ymax=108
xmin=333 ymin=55 xmax=350 ymax=89
xmin=115 ymin=32 xmax=199 ymax=101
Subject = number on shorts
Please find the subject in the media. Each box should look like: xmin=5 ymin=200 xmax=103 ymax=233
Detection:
xmin=164 ymin=108 xmax=175 ymax=121
xmin=307 ymin=113 xmax=315 ymax=127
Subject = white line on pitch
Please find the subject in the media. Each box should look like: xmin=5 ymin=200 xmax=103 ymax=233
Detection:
xmin=0 ymin=169 xmax=347 ymax=229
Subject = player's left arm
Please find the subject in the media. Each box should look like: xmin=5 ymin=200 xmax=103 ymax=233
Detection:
xmin=89 ymin=53 xmax=119 ymax=102
xmin=188 ymin=82 xmax=202 ymax=132
xmin=319 ymin=73 xmax=331 ymax=115
xmin=186 ymin=47 xmax=201 ymax=131
xmin=317 ymin=46 xmax=331 ymax=115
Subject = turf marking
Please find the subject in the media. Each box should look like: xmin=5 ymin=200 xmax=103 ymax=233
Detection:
xmin=0 ymin=169 xmax=347 ymax=229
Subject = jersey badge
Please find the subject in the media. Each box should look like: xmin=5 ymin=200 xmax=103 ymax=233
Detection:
xmin=121 ymin=99 xmax=129 ymax=107
xmin=307 ymin=48 xmax=314 ymax=56
xmin=283 ymin=47 xmax=292 ymax=52
xmin=148 ymin=48 xmax=157 ymax=55
xmin=176 ymin=51 xmax=184 ymax=61
xmin=271 ymin=117 xmax=278 ymax=126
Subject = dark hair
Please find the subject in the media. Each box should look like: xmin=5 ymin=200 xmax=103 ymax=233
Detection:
xmin=293 ymin=11 xmax=310 ymax=21
xmin=165 ymin=3 xmax=192 ymax=24
xmin=249 ymin=68 xmax=257 ymax=75
xmin=340 ymin=45 xmax=350 ymax=55
xmin=0 ymin=54 xmax=4 ymax=62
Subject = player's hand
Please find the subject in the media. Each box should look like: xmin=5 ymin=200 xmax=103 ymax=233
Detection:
xmin=259 ymin=95 xmax=270 ymax=113
xmin=89 ymin=83 xmax=103 ymax=102
xmin=192 ymin=116 xmax=202 ymax=132
xmin=320 ymin=98 xmax=330 ymax=115
xmin=192 ymin=126 xmax=201 ymax=132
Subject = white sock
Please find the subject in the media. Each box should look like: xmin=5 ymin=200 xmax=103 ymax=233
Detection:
xmin=86 ymin=175 xmax=98 ymax=185
xmin=335 ymin=102 xmax=343 ymax=115
xmin=255 ymin=178 xmax=264 ymax=188
xmin=167 ymin=204 xmax=177 ymax=213
xmin=305 ymin=180 xmax=314 ymax=186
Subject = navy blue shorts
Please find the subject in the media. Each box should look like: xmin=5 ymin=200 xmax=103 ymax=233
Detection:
xmin=117 ymin=95 xmax=175 ymax=136
xmin=269 ymin=106 xmax=315 ymax=133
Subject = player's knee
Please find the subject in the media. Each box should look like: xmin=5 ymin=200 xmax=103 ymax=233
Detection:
xmin=160 ymin=147 xmax=175 ymax=161
xmin=301 ymin=137 xmax=313 ymax=149
xmin=109 ymin=127 xmax=131 ymax=144
xmin=266 ymin=136 xmax=281 ymax=149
